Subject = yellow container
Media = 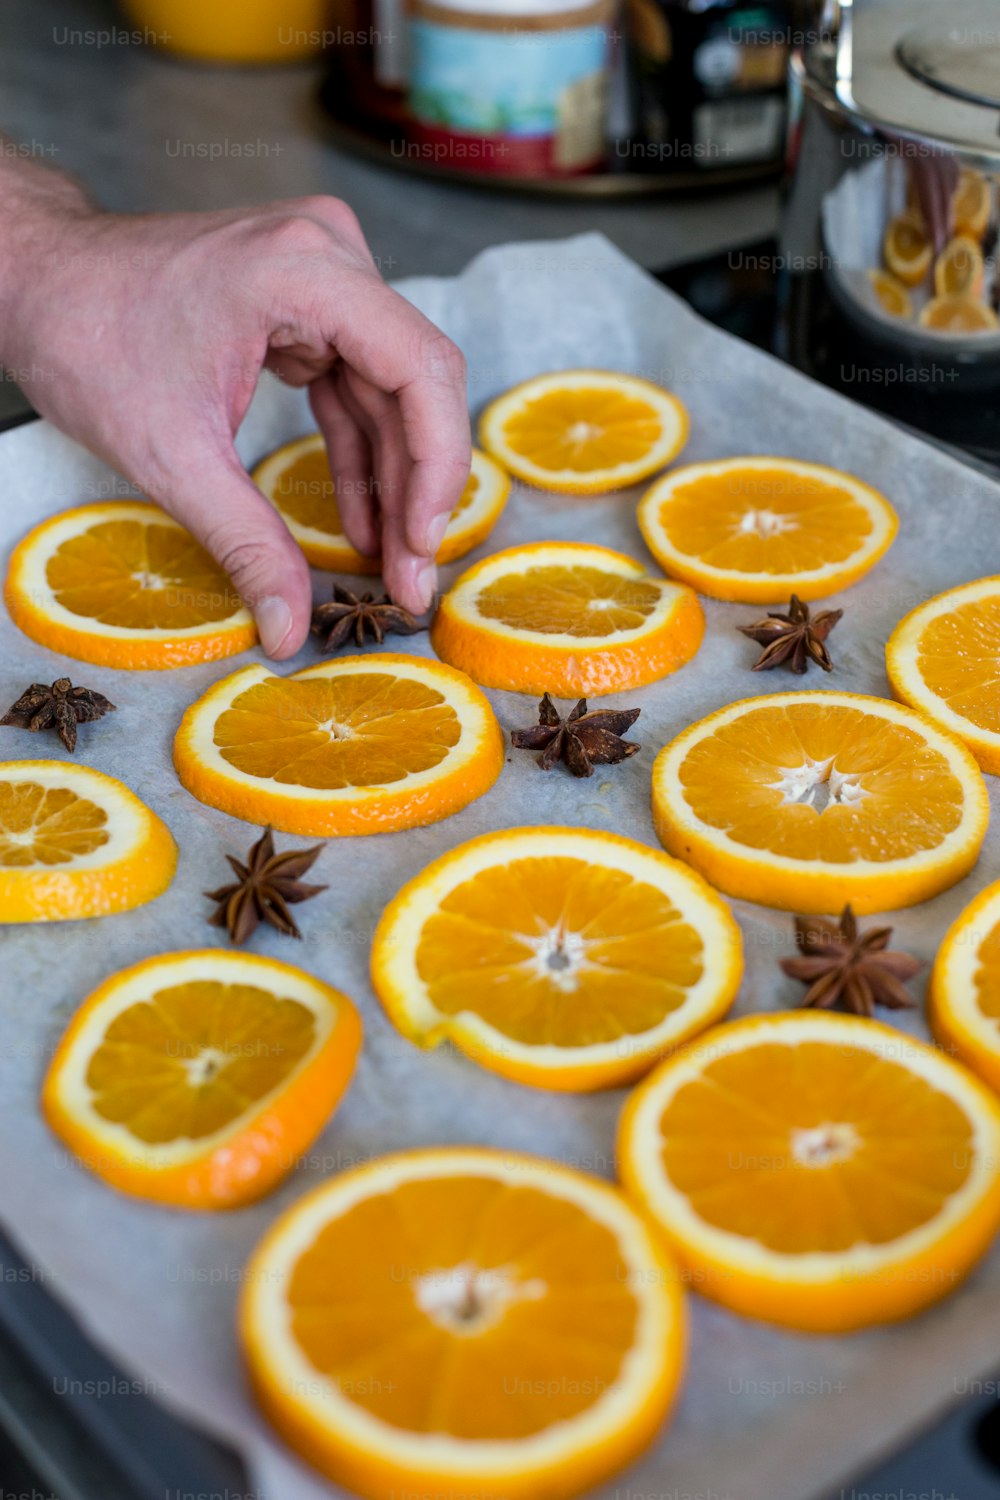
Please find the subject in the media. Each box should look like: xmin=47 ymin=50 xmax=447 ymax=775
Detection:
xmin=120 ymin=0 xmax=332 ymax=62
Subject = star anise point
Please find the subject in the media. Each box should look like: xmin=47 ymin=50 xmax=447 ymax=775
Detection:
xmin=739 ymin=595 xmax=843 ymax=675
xmin=311 ymin=585 xmax=425 ymax=652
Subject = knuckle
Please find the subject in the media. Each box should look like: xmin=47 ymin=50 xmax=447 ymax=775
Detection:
xmin=259 ymin=211 xmax=333 ymax=261
xmin=422 ymin=331 xmax=466 ymax=384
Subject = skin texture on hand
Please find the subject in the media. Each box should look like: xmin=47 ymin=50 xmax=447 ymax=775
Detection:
xmin=0 ymin=163 xmax=471 ymax=657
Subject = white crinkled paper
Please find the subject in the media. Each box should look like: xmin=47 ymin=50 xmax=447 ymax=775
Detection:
xmin=1 ymin=234 xmax=1000 ymax=1500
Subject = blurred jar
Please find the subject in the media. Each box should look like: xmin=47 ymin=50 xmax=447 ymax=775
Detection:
xmin=406 ymin=0 xmax=613 ymax=176
xmin=120 ymin=0 xmax=333 ymax=62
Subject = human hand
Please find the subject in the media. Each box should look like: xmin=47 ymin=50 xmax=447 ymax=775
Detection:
xmin=2 ymin=190 xmax=470 ymax=656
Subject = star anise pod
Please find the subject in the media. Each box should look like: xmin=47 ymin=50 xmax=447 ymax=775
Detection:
xmin=510 ymin=693 xmax=641 ymax=778
xmin=311 ymin=585 xmax=424 ymax=651
xmin=738 ymin=594 xmax=842 ymax=674
xmin=780 ymin=905 xmax=922 ymax=1016
xmin=205 ymin=827 xmax=327 ymax=944
xmin=1 ymin=677 xmax=116 ymax=753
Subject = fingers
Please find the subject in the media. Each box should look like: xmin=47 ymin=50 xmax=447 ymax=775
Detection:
xmin=309 ymin=372 xmax=380 ymax=559
xmin=162 ymin=445 xmax=313 ymax=659
xmin=321 ymin=277 xmax=471 ymax=582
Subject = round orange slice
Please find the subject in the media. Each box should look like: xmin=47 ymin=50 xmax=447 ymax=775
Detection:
xmin=618 ymin=1010 xmax=1000 ymax=1332
xmin=253 ymin=436 xmax=511 ymax=572
xmin=651 ymin=691 xmax=988 ymax=914
xmin=952 ymin=169 xmax=992 ymax=240
xmin=42 ymin=949 xmax=361 ymax=1209
xmin=637 ymin=456 xmax=898 ymax=603
xmin=371 ymin=826 xmax=742 ymax=1091
xmin=5 ymin=501 xmax=255 ymax=669
xmin=240 ymin=1147 xmax=685 ymax=1500
xmin=430 ymin=542 xmax=703 ymax=697
xmin=868 ymin=269 xmax=912 ymax=318
xmin=0 ymin=761 xmax=176 ymax=922
xmin=886 ymin=575 xmax=1000 ymax=774
xmin=883 ymin=212 xmax=932 ymax=286
xmin=930 ymin=881 xmax=1000 ymax=1094
xmin=919 ymin=295 xmax=999 ymax=333
xmin=478 ymin=369 xmax=689 ymax=494
xmin=934 ymin=234 xmax=985 ymax=298
xmin=174 ymin=653 xmax=504 ymax=836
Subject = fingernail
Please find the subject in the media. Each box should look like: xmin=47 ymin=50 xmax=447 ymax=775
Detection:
xmin=416 ymin=562 xmax=437 ymax=612
xmin=424 ymin=512 xmax=450 ymax=557
xmin=255 ymin=596 xmax=293 ymax=657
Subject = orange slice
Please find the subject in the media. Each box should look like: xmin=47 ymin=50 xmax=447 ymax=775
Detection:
xmin=934 ymin=234 xmax=985 ymax=297
xmin=478 ymin=370 xmax=689 ymax=494
xmin=430 ymin=542 xmax=703 ymax=697
xmin=618 ymin=1011 xmax=1000 ymax=1332
xmin=637 ymin=456 xmax=898 ymax=603
xmin=887 ymin=576 xmax=1000 ymax=773
xmin=651 ymin=691 xmax=988 ymax=914
xmin=240 ymin=1147 xmax=685 ymax=1499
xmin=174 ymin=653 xmax=504 ymax=836
xmin=868 ymin=269 xmax=912 ymax=318
xmin=919 ymin=295 xmax=999 ymax=333
xmin=5 ymin=502 xmax=255 ymax=670
xmin=371 ymin=826 xmax=742 ymax=1091
xmin=42 ymin=949 xmax=360 ymax=1209
xmin=253 ymin=436 xmax=511 ymax=572
xmin=952 ymin=169 xmax=991 ymax=240
xmin=930 ymin=881 xmax=1000 ymax=1094
xmin=0 ymin=761 xmax=176 ymax=922
xmin=883 ymin=212 xmax=932 ymax=287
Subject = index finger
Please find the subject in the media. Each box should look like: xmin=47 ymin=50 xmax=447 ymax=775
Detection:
xmin=323 ymin=273 xmax=472 ymax=557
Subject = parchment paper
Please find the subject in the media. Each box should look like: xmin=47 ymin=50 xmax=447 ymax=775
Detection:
xmin=2 ymin=233 xmax=1000 ymax=1500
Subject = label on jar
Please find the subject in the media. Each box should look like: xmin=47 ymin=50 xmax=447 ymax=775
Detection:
xmin=692 ymin=94 xmax=784 ymax=164
xmin=408 ymin=20 xmax=608 ymax=174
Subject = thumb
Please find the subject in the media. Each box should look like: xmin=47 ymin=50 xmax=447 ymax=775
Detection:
xmin=160 ymin=450 xmax=313 ymax=660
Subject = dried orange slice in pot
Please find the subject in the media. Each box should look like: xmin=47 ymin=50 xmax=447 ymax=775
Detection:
xmin=637 ymin=456 xmax=897 ymax=603
xmin=240 ymin=1147 xmax=685 ymax=1499
xmin=42 ymin=948 xmax=361 ymax=1209
xmin=934 ymin=235 xmax=985 ymax=298
xmin=371 ymin=825 xmax=742 ymax=1091
xmin=618 ymin=1011 xmax=1000 ymax=1332
xmin=651 ymin=691 xmax=988 ymax=914
xmin=883 ymin=212 xmax=932 ymax=286
xmin=254 ymin=435 xmax=510 ymax=571
xmin=931 ymin=881 xmax=1000 ymax=1095
xmin=5 ymin=501 xmax=255 ymax=669
xmin=952 ymin=169 xmax=992 ymax=240
xmin=868 ymin=269 xmax=912 ymax=318
xmin=0 ymin=760 xmax=176 ymax=921
xmin=430 ymin=541 xmax=703 ymax=696
xmin=174 ymin=653 xmax=504 ymax=836
xmin=478 ymin=369 xmax=689 ymax=494
xmin=919 ymin=295 xmax=999 ymax=333
xmin=887 ymin=575 xmax=1000 ymax=773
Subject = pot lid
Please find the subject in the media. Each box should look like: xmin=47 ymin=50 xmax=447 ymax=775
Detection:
xmin=804 ymin=0 xmax=1000 ymax=167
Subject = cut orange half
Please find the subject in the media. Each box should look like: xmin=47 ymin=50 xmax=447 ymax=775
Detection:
xmin=883 ymin=212 xmax=932 ymax=287
xmin=174 ymin=653 xmax=504 ymax=836
xmin=887 ymin=575 xmax=1000 ymax=774
xmin=637 ymin=457 xmax=898 ymax=603
xmin=478 ymin=370 xmax=689 ymax=494
xmin=651 ymin=691 xmax=988 ymax=914
xmin=42 ymin=949 xmax=361 ymax=1209
xmin=934 ymin=235 xmax=985 ymax=298
xmin=0 ymin=761 xmax=176 ymax=922
xmin=919 ymin=295 xmax=999 ymax=333
xmin=430 ymin=542 xmax=703 ymax=697
xmin=868 ymin=269 xmax=912 ymax=318
xmin=930 ymin=882 xmax=1000 ymax=1094
xmin=618 ymin=1011 xmax=1000 ymax=1332
xmin=371 ymin=826 xmax=742 ymax=1092
xmin=5 ymin=502 xmax=255 ymax=669
xmin=253 ymin=436 xmax=511 ymax=572
xmin=952 ymin=169 xmax=991 ymax=240
xmin=240 ymin=1147 xmax=685 ymax=1500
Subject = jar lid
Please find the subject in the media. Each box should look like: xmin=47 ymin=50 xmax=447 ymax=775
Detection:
xmin=802 ymin=0 xmax=1000 ymax=168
